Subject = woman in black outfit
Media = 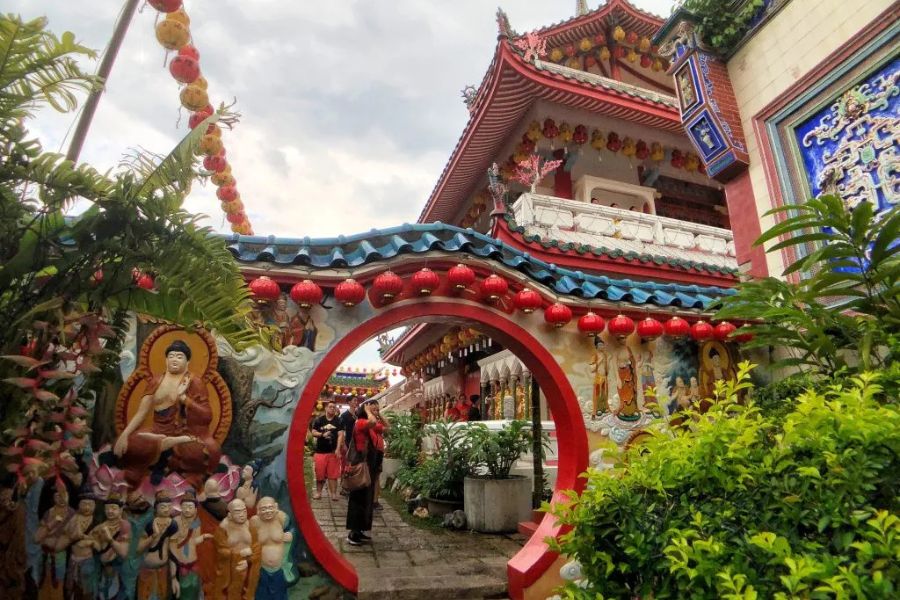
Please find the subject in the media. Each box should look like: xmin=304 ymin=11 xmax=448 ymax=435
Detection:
xmin=345 ymin=401 xmax=382 ymax=545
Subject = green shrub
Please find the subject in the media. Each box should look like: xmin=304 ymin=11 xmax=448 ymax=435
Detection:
xmin=465 ymin=419 xmax=549 ymax=479
xmin=681 ymin=0 xmax=766 ymax=55
xmin=384 ymin=412 xmax=422 ymax=466
xmin=550 ymin=367 xmax=900 ymax=599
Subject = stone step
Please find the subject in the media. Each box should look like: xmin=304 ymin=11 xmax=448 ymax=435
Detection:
xmin=357 ymin=571 xmax=508 ymax=600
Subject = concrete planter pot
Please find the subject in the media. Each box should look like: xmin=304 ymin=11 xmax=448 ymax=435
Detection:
xmin=426 ymin=496 xmax=463 ymax=518
xmin=381 ymin=457 xmax=403 ymax=486
xmin=464 ymin=475 xmax=531 ymax=533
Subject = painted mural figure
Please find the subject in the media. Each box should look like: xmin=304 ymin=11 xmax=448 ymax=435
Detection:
xmin=92 ymin=495 xmax=132 ymax=600
xmin=34 ymin=482 xmax=74 ymax=600
xmin=114 ymin=340 xmax=221 ymax=491
xmin=614 ymin=346 xmax=639 ymax=421
xmin=589 ymin=337 xmax=608 ymax=417
xmin=514 ymin=384 xmax=527 ymax=420
xmin=65 ymin=491 xmax=99 ymax=599
xmin=639 ymin=346 xmax=655 ymax=402
xmin=699 ymin=343 xmax=736 ymax=401
xmin=213 ymin=498 xmax=261 ymax=600
xmin=136 ymin=491 xmax=178 ymax=600
xmin=265 ymin=295 xmax=318 ymax=351
xmin=667 ymin=376 xmax=689 ymax=416
xmin=169 ymin=490 xmax=213 ymax=600
xmin=0 ymin=480 xmax=27 ymax=597
xmin=251 ymin=497 xmax=293 ymax=600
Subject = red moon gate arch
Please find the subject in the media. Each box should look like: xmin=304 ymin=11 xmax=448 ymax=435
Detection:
xmin=285 ymin=300 xmax=589 ymax=598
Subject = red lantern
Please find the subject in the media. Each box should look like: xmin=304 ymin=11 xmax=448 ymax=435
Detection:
xmin=480 ymin=274 xmax=509 ymax=302
xmin=608 ymin=314 xmax=635 ymax=339
xmin=513 ymin=288 xmax=542 ymax=313
xmin=168 ymin=55 xmax=199 ymax=84
xmin=637 ymin=317 xmax=664 ymax=341
xmin=188 ymin=105 xmax=214 ymax=129
xmin=290 ymin=280 xmax=323 ymax=308
xmin=640 ymin=54 xmax=652 ymax=68
xmin=544 ymin=303 xmax=573 ymax=328
xmin=149 ymin=0 xmax=182 ymax=12
xmin=335 ymin=278 xmax=365 ymax=307
xmin=734 ymin=328 xmax=754 ymax=344
xmin=714 ymin=321 xmax=737 ymax=342
xmin=411 ymin=268 xmax=440 ymax=295
xmin=216 ymin=185 xmax=238 ymax=202
xmin=577 ymin=311 xmax=605 ymax=336
xmin=226 ymin=212 xmax=245 ymax=225
xmin=178 ymin=44 xmax=199 ymax=61
xmin=136 ymin=273 xmax=155 ymax=290
xmin=447 ymin=264 xmax=475 ymax=290
xmin=572 ymin=124 xmax=588 ymax=145
xmin=248 ymin=276 xmax=280 ymax=301
xmin=664 ymin=316 xmax=690 ymax=338
xmin=203 ymin=153 xmax=227 ymax=173
xmin=90 ymin=269 xmax=104 ymax=285
xmin=690 ymin=320 xmax=714 ymax=341
xmin=373 ymin=271 xmax=403 ymax=300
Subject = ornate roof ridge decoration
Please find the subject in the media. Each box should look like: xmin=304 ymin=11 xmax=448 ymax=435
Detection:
xmin=222 ymin=224 xmax=736 ymax=310
xmin=498 ymin=213 xmax=739 ymax=277
xmin=534 ymin=59 xmax=678 ymax=106
xmin=527 ymin=0 xmax=665 ymax=44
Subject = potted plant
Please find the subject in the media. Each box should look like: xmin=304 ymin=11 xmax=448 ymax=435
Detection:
xmin=418 ymin=419 xmax=472 ymax=516
xmin=463 ymin=420 xmax=548 ymax=532
xmin=383 ymin=412 xmax=421 ymax=484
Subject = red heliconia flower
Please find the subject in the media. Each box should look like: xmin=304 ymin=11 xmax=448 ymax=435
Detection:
xmin=373 ymin=271 xmax=404 ymax=300
xmin=690 ymin=320 xmax=714 ymax=341
xmin=664 ymin=316 xmax=690 ymax=338
xmin=447 ymin=264 xmax=475 ymax=290
xmin=334 ymin=279 xmax=366 ymax=307
xmin=188 ymin=105 xmax=214 ymax=129
xmin=714 ymin=321 xmax=737 ymax=342
xmin=637 ymin=317 xmax=664 ymax=340
xmin=216 ymin=185 xmax=238 ymax=202
xmin=148 ymin=0 xmax=182 ymax=12
xmin=411 ymin=268 xmax=440 ymax=295
xmin=248 ymin=276 xmax=280 ymax=301
xmin=203 ymin=153 xmax=227 ymax=172
xmin=480 ymin=274 xmax=509 ymax=302
xmin=577 ymin=311 xmax=605 ymax=336
xmin=608 ymin=314 xmax=636 ymax=339
xmin=178 ymin=44 xmax=199 ymax=61
xmin=168 ymin=55 xmax=200 ymax=84
xmin=290 ymin=280 xmax=323 ymax=308
xmin=544 ymin=303 xmax=573 ymax=328
xmin=136 ymin=273 xmax=155 ymax=290
xmin=513 ymin=288 xmax=543 ymax=313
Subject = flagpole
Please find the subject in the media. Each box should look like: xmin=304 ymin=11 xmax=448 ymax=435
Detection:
xmin=66 ymin=0 xmax=142 ymax=163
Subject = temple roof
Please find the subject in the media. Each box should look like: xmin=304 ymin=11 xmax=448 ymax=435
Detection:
xmin=223 ymin=223 xmax=735 ymax=310
xmin=417 ymin=3 xmax=680 ymax=225
xmin=533 ymin=0 xmax=665 ymax=48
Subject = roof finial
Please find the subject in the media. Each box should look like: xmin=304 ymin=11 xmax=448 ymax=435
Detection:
xmin=576 ymin=1 xmax=589 ymax=16
xmin=496 ymin=8 xmax=514 ymax=39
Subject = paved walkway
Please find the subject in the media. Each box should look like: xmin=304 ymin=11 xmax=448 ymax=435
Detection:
xmin=310 ymin=492 xmax=525 ymax=600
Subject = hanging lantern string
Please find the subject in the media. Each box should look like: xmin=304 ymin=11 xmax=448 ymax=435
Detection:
xmin=148 ymin=1 xmax=254 ymax=236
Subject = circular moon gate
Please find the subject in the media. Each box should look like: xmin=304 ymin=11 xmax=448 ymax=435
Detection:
xmin=285 ymin=300 xmax=589 ymax=598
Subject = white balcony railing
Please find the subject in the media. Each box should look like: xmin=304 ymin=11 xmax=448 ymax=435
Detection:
xmin=511 ymin=192 xmax=737 ymax=270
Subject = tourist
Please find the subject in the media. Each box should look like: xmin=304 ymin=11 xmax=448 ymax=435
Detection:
xmin=367 ymin=400 xmax=389 ymax=510
xmin=337 ymin=396 xmax=359 ymax=479
xmin=345 ymin=401 xmax=383 ymax=546
xmin=467 ymin=395 xmax=482 ymax=421
xmin=310 ymin=400 xmax=342 ymax=501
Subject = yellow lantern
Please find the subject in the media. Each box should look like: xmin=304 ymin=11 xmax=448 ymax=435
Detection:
xmin=199 ymin=133 xmax=223 ymax=156
xmin=513 ymin=151 xmax=529 ymax=164
xmin=590 ymin=129 xmax=605 ymax=151
xmin=627 ymin=48 xmax=638 ymax=63
xmin=155 ymin=20 xmax=189 ymax=50
xmin=565 ymin=57 xmax=581 ymax=70
xmin=180 ymin=84 xmax=209 ymax=111
xmin=613 ymin=26 xmax=625 ymax=42
xmin=526 ymin=120 xmax=542 ymax=142
xmin=167 ymin=9 xmax=191 ymax=27
xmin=558 ymin=122 xmax=573 ymax=143
xmin=650 ymin=142 xmax=665 ymax=161
xmin=578 ymin=37 xmax=593 ymax=53
xmin=473 ymin=192 xmax=487 ymax=207
xmin=549 ymin=47 xmax=564 ymax=62
xmin=621 ymin=137 xmax=636 ymax=157
xmin=685 ymin=153 xmax=700 ymax=172
xmin=652 ymin=58 xmax=663 ymax=72
xmin=205 ymin=125 xmax=221 ymax=138
xmin=598 ymin=46 xmax=611 ymax=61
xmin=211 ymin=170 xmax=235 ymax=187
xmin=639 ymin=37 xmax=651 ymax=52
xmin=193 ymin=76 xmax=208 ymax=91
xmin=443 ymin=333 xmax=455 ymax=345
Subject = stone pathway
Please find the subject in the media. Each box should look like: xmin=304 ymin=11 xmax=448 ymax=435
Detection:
xmin=311 ymin=492 xmax=524 ymax=600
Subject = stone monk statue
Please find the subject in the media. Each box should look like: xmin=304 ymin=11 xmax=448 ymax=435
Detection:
xmin=212 ymin=499 xmax=261 ymax=600
xmin=114 ymin=340 xmax=221 ymax=490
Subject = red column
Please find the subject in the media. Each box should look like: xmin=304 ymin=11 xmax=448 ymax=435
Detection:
xmin=724 ymin=171 xmax=768 ymax=277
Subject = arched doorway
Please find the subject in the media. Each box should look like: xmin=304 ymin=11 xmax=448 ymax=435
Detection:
xmin=285 ymin=299 xmax=589 ymax=599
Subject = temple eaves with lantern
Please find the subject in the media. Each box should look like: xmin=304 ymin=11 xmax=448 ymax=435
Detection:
xmin=321 ymin=367 xmax=390 ymax=402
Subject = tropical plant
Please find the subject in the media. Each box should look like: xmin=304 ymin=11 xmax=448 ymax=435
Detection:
xmin=410 ymin=420 xmax=472 ymax=501
xmin=716 ymin=195 xmax=899 ymax=376
xmin=384 ymin=412 xmax=421 ymax=466
xmin=0 ymin=14 xmax=266 ymax=484
xmin=550 ymin=365 xmax=900 ymax=599
xmin=680 ymin=0 xmax=766 ymax=55
xmin=465 ymin=419 xmax=548 ymax=479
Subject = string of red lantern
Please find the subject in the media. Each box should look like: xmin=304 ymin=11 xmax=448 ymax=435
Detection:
xmin=148 ymin=2 xmax=254 ymax=236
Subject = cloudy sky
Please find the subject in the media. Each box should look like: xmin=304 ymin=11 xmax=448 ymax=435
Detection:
xmin=17 ymin=0 xmax=675 ymax=367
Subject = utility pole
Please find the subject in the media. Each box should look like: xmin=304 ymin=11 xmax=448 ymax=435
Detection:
xmin=66 ymin=0 xmax=142 ymax=163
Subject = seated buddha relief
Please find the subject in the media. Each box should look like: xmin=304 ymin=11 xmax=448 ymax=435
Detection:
xmin=114 ymin=326 xmax=232 ymax=493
